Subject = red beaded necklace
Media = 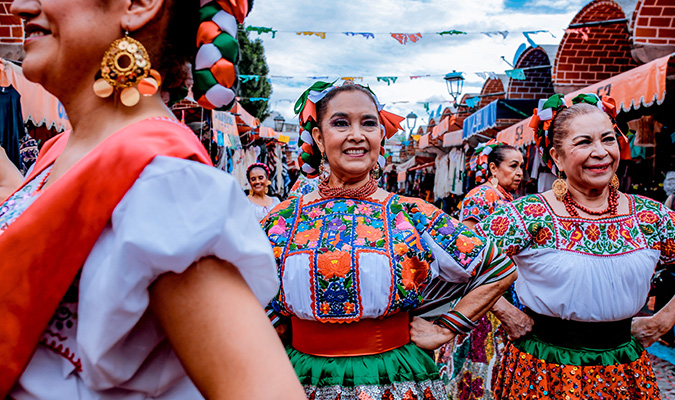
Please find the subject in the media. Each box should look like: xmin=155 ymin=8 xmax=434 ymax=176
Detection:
xmin=562 ymin=186 xmax=619 ymax=217
xmin=495 ymin=184 xmax=514 ymax=202
xmin=318 ymin=175 xmax=378 ymax=199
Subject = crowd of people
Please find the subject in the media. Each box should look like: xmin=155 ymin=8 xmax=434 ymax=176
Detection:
xmin=0 ymin=0 xmax=674 ymax=400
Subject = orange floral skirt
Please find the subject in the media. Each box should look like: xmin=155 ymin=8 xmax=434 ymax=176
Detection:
xmin=493 ymin=341 xmax=660 ymax=399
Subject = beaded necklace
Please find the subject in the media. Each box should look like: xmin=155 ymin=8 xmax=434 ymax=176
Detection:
xmin=562 ymin=186 xmax=619 ymax=217
xmin=318 ymin=175 xmax=378 ymax=199
xmin=495 ymin=184 xmax=514 ymax=202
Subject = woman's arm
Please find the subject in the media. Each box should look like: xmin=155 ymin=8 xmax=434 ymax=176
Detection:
xmin=491 ymin=297 xmax=534 ymax=340
xmin=632 ymin=292 xmax=675 ymax=348
xmin=411 ymin=270 xmax=517 ymax=350
xmin=150 ymin=256 xmax=306 ymax=400
xmin=0 ymin=147 xmax=22 ymax=201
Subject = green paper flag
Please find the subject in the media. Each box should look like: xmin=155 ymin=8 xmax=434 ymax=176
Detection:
xmin=246 ymin=26 xmax=278 ymax=39
xmin=377 ymin=77 xmax=398 ymax=86
xmin=438 ymin=30 xmax=467 ymax=36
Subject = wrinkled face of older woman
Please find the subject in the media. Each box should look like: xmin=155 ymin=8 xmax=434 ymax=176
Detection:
xmin=490 ymin=149 xmax=524 ymax=192
xmin=312 ymin=91 xmax=382 ymax=182
xmin=248 ymin=167 xmax=269 ymax=196
xmin=550 ymin=111 xmax=619 ymax=191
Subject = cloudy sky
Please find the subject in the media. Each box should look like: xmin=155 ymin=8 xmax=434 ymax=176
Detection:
xmin=245 ymin=0 xmax=593 ymax=129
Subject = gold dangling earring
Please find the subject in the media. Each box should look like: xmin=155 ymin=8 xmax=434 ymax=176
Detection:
xmin=93 ymin=29 xmax=162 ymax=107
xmin=319 ymin=153 xmax=327 ymax=177
xmin=552 ymin=171 xmax=568 ymax=201
xmin=610 ymin=174 xmax=620 ymax=190
xmin=490 ymin=176 xmax=499 ymax=188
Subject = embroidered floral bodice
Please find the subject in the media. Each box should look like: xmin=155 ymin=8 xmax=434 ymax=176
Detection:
xmin=459 ymin=184 xmax=508 ymax=223
xmin=263 ymin=194 xmax=514 ymax=323
xmin=478 ymin=194 xmax=675 ymax=322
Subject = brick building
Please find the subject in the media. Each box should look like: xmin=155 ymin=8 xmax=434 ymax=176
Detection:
xmin=630 ymin=0 xmax=675 ymax=63
xmin=0 ymin=0 xmax=23 ymax=61
xmin=553 ymin=0 xmax=638 ymax=94
xmin=477 ymin=76 xmax=507 ymax=108
xmin=506 ymin=45 xmax=557 ymax=100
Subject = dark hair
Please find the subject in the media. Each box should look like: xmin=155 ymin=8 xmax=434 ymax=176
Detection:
xmin=157 ymin=1 xmax=200 ymax=90
xmin=549 ymin=103 xmax=608 ymax=154
xmin=315 ymin=84 xmax=380 ymax=128
xmin=247 ymin=163 xmax=270 ymax=181
xmin=488 ymin=144 xmax=519 ymax=176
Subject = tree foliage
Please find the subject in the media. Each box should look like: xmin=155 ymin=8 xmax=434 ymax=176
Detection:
xmin=237 ymin=25 xmax=272 ymax=122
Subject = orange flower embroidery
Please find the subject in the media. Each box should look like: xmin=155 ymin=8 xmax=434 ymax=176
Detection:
xmin=485 ymin=188 xmax=498 ymax=203
xmin=394 ymin=243 xmax=409 ymax=255
xmin=533 ymin=227 xmax=552 ymax=245
xmin=343 ymin=302 xmax=355 ymax=313
xmin=320 ymin=302 xmax=331 ymax=314
xmin=317 ymin=250 xmax=352 ymax=279
xmin=400 ymin=256 xmax=429 ymax=290
xmin=356 ymin=223 xmax=382 ymax=242
xmin=490 ymin=216 xmax=510 ymax=236
xmin=456 ymin=234 xmax=476 ymax=253
xmin=607 ymin=224 xmax=619 ymax=241
xmin=663 ymin=238 xmax=675 ymax=258
xmin=585 ymin=224 xmax=600 ymax=242
xmin=637 ymin=210 xmax=659 ymax=224
xmin=295 ymin=227 xmax=321 ymax=246
xmin=273 ymin=246 xmax=283 ymax=258
xmin=523 ymin=203 xmax=546 ymax=218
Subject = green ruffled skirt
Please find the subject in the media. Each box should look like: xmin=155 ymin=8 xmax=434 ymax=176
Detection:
xmin=288 ymin=343 xmax=447 ymax=399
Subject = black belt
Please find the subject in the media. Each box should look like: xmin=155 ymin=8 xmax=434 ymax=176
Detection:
xmin=526 ymin=310 xmax=633 ymax=350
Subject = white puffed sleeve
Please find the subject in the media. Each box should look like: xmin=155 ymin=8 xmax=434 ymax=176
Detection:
xmin=76 ymin=156 xmax=278 ymax=392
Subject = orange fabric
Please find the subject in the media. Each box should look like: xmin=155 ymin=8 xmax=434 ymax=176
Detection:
xmin=0 ymin=119 xmax=212 ymax=396
xmin=380 ymin=109 xmax=405 ymax=139
xmin=197 ymin=94 xmax=217 ymax=110
xmin=196 ymin=21 xmax=221 ymax=46
xmin=300 ymin=101 xmax=317 ymax=126
xmin=494 ymin=342 xmax=660 ymax=399
xmin=291 ymin=312 xmax=410 ymax=357
xmin=210 ymin=59 xmax=236 ymax=88
xmin=498 ymin=54 xmax=672 ymax=147
xmin=217 ymin=0 xmax=248 ymax=24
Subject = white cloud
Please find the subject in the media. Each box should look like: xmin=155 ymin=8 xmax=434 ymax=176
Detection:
xmin=245 ymin=0 xmax=587 ymax=124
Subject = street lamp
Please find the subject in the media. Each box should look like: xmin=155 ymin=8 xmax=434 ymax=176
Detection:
xmin=273 ymin=115 xmax=285 ymax=132
xmin=444 ymin=71 xmax=465 ymax=104
xmin=406 ymin=112 xmax=417 ymax=138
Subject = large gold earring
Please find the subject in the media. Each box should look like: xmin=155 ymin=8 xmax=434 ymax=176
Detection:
xmin=552 ymin=172 xmax=568 ymax=201
xmin=93 ymin=33 xmax=162 ymax=107
xmin=610 ymin=174 xmax=620 ymax=190
xmin=490 ymin=176 xmax=499 ymax=188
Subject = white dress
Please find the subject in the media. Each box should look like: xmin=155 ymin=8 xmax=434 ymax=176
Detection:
xmin=8 ymin=156 xmax=279 ymax=399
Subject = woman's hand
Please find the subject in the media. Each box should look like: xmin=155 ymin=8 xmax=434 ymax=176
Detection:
xmin=410 ymin=316 xmax=455 ymax=350
xmin=491 ymin=297 xmax=534 ymax=340
xmin=632 ymin=315 xmax=672 ymax=348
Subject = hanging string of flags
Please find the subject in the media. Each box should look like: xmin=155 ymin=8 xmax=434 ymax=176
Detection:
xmin=245 ymin=26 xmax=555 ymax=45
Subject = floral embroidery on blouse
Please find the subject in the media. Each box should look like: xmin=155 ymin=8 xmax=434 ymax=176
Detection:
xmin=477 ymin=193 xmax=675 ymax=263
xmin=0 ymin=166 xmax=52 ymax=234
xmin=459 ymin=184 xmax=507 ymax=223
xmin=262 ymin=194 xmax=509 ymax=323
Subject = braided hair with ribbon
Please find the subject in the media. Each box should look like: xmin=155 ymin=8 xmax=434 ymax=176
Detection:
xmin=294 ymin=81 xmax=404 ymax=178
xmin=194 ymin=0 xmax=250 ymax=110
xmin=470 ymin=139 xmax=504 ymax=184
xmin=530 ymin=92 xmax=623 ymax=173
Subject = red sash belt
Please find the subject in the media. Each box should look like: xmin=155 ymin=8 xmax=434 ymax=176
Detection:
xmin=291 ymin=312 xmax=411 ymax=357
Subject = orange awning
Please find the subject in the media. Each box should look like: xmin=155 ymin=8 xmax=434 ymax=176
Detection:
xmin=1 ymin=60 xmax=70 ymax=132
xmin=419 ymin=133 xmax=430 ymax=149
xmin=442 ymin=130 xmax=463 ymax=147
xmin=497 ymin=53 xmax=673 ymax=147
xmin=229 ymin=101 xmax=258 ymax=133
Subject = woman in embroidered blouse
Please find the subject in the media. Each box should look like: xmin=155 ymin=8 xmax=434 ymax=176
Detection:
xmin=441 ymin=142 xmax=531 ymax=400
xmin=479 ymin=93 xmax=675 ymax=399
xmin=247 ymin=162 xmax=281 ymax=221
xmin=262 ymin=81 xmax=517 ymax=400
xmin=4 ymin=0 xmax=304 ymax=398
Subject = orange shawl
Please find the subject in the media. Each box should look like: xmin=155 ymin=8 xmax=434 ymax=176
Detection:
xmin=0 ymin=118 xmax=211 ymax=395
